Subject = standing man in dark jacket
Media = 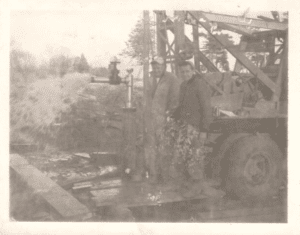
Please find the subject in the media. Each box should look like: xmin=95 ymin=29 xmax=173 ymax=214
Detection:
xmin=177 ymin=61 xmax=212 ymax=132
xmin=170 ymin=61 xmax=213 ymax=196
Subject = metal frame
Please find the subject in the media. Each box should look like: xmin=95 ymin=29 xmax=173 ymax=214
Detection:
xmin=155 ymin=11 xmax=219 ymax=75
xmin=154 ymin=10 xmax=288 ymax=103
xmin=192 ymin=11 xmax=288 ymax=31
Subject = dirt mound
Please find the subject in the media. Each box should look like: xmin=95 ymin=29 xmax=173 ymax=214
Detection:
xmin=10 ymin=73 xmax=89 ymax=144
xmin=10 ymin=72 xmax=143 ymax=151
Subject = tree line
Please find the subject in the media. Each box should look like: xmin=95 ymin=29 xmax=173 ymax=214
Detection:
xmin=10 ymin=46 xmax=109 ymax=86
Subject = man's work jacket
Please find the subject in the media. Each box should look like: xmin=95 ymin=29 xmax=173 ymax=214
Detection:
xmin=149 ymin=71 xmax=180 ymax=131
xmin=177 ymin=74 xmax=213 ymax=131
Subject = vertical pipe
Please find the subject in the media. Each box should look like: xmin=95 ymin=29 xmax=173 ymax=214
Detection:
xmin=126 ymin=75 xmax=133 ymax=108
xmin=123 ymin=73 xmax=136 ymax=174
xmin=122 ymin=106 xmax=137 ymax=173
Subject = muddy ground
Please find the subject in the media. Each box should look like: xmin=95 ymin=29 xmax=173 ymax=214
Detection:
xmin=10 ymin=149 xmax=287 ymax=223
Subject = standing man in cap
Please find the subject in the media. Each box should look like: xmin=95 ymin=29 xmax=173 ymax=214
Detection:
xmin=143 ymin=56 xmax=180 ymax=184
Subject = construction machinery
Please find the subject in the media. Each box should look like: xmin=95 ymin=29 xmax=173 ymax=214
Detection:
xmin=9 ymin=10 xmax=288 ymax=221
xmin=153 ymin=10 xmax=287 ymax=200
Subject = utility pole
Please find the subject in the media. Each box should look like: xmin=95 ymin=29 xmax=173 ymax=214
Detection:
xmin=174 ymin=11 xmax=185 ymax=76
xmin=143 ymin=11 xmax=150 ymax=92
xmin=138 ymin=10 xmax=151 ymax=178
xmin=156 ymin=11 xmax=167 ymax=59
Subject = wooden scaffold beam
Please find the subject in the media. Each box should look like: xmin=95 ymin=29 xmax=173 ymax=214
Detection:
xmin=193 ymin=11 xmax=288 ymax=31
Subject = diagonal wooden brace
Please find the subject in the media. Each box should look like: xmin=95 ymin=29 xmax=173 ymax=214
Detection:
xmin=187 ymin=11 xmax=277 ymax=95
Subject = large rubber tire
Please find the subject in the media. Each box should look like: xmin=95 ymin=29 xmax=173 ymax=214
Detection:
xmin=210 ymin=133 xmax=249 ymax=180
xmin=225 ymin=134 xmax=284 ymax=201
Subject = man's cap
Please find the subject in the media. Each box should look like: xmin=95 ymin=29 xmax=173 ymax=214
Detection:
xmin=151 ymin=56 xmax=164 ymax=65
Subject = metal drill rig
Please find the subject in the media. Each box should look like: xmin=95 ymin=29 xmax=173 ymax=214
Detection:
xmin=153 ymin=10 xmax=287 ymax=200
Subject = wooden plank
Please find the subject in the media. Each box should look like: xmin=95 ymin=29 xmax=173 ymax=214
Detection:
xmin=10 ymin=154 xmax=92 ymax=220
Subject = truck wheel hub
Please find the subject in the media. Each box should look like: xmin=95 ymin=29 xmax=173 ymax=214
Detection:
xmin=244 ymin=153 xmax=270 ymax=185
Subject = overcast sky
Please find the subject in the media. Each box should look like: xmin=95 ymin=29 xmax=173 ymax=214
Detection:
xmin=9 ymin=1 xmax=288 ymax=69
xmin=9 ymin=8 xmax=250 ymax=68
xmin=11 ymin=10 xmax=145 ymax=67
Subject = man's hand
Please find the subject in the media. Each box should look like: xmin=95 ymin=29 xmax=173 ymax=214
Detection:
xmin=199 ymin=132 xmax=207 ymax=145
xmin=169 ymin=107 xmax=180 ymax=121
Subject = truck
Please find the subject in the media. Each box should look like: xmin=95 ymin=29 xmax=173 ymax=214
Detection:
xmin=152 ymin=10 xmax=287 ymax=201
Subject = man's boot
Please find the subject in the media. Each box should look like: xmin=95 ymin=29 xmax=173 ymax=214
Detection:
xmin=181 ymin=180 xmax=204 ymax=198
xmin=148 ymin=155 xmax=158 ymax=184
xmin=131 ymin=171 xmax=143 ymax=182
xmin=148 ymin=174 xmax=158 ymax=184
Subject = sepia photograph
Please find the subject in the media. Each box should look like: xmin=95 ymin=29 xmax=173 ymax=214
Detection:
xmin=2 ymin=0 xmax=299 ymax=234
